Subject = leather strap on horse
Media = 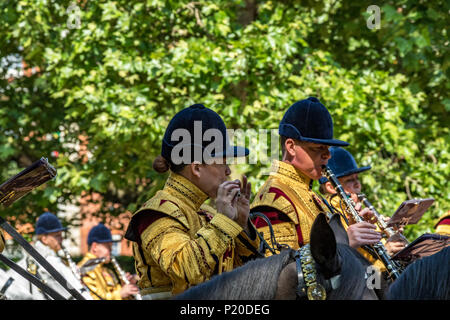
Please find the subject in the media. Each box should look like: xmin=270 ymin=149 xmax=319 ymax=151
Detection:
xmin=249 ymin=212 xmax=290 ymax=255
xmin=0 ymin=254 xmax=66 ymax=300
xmin=294 ymin=250 xmax=307 ymax=299
xmin=0 ymin=217 xmax=86 ymax=300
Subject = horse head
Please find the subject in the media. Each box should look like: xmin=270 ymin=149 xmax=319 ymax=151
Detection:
xmin=276 ymin=212 xmax=378 ymax=300
xmin=175 ymin=212 xmax=379 ymax=300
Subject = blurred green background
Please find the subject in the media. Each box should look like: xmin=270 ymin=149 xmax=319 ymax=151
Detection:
xmin=0 ymin=0 xmax=448 ymax=243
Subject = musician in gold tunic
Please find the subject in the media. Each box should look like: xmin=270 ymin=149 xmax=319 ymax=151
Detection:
xmin=250 ymin=97 xmax=382 ymax=256
xmin=318 ymin=147 xmax=407 ymax=270
xmin=435 ymin=211 xmax=450 ymax=235
xmin=125 ymin=104 xmax=260 ymax=299
xmin=78 ymin=224 xmax=139 ymax=300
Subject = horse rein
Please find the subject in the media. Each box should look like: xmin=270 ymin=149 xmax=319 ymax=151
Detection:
xmin=294 ymin=244 xmax=341 ymax=300
xmin=249 ymin=210 xmax=342 ymax=300
xmin=249 ymin=212 xmax=290 ymax=256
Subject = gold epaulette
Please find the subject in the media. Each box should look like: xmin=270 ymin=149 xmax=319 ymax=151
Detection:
xmin=250 ymin=179 xmax=299 ymax=225
xmin=133 ymin=190 xmax=190 ymax=230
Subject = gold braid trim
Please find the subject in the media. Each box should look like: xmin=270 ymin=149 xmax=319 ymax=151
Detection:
xmin=134 ymin=191 xmax=190 ymax=229
xmin=145 ymin=224 xmax=186 ymax=251
xmin=196 ymin=214 xmax=242 ymax=257
xmin=251 ymin=160 xmax=325 ymax=245
xmin=132 ymin=172 xmax=209 ymax=230
xmin=188 ymin=241 xmax=213 ymax=275
xmin=251 ymin=182 xmax=299 ymax=224
xmin=164 ymin=172 xmax=208 ymax=211
xmin=210 ymin=214 xmax=243 ymax=239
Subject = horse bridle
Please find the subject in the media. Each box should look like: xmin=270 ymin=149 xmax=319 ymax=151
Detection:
xmin=249 ymin=212 xmax=290 ymax=256
xmin=294 ymin=244 xmax=342 ymax=300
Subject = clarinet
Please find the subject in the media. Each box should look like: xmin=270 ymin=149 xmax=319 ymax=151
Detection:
xmin=322 ymin=165 xmax=402 ymax=281
xmin=111 ymin=256 xmax=142 ymax=300
xmin=61 ymin=246 xmax=91 ymax=296
xmin=357 ymin=193 xmax=410 ymax=244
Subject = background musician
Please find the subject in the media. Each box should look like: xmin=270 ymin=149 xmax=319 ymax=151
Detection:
xmin=319 ymin=147 xmax=408 ymax=268
xmin=1 ymin=212 xmax=92 ymax=300
xmin=78 ymin=223 xmax=139 ymax=300
xmin=250 ymin=97 xmax=378 ymax=255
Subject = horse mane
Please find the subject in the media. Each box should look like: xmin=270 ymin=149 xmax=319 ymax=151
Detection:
xmin=386 ymin=247 xmax=450 ymax=300
xmin=174 ymin=249 xmax=294 ymax=300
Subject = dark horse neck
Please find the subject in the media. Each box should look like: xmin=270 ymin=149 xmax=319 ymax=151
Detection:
xmin=175 ymin=245 xmax=381 ymax=300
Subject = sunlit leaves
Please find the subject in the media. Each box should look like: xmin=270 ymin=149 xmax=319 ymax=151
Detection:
xmin=0 ymin=1 xmax=447 ymax=240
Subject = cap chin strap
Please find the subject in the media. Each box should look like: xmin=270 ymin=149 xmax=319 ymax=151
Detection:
xmin=294 ymin=244 xmax=341 ymax=300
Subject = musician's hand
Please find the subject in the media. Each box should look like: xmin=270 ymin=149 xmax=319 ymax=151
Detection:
xmin=381 ymin=215 xmax=405 ymax=234
xmin=354 ymin=202 xmax=377 ymax=224
xmin=120 ymin=284 xmax=140 ymax=299
xmin=125 ymin=272 xmax=137 ymax=285
xmin=216 ymin=180 xmax=241 ymax=221
xmin=235 ymin=175 xmax=251 ymax=231
xmin=385 ymin=238 xmax=408 ymax=256
xmin=347 ymin=222 xmax=382 ymax=249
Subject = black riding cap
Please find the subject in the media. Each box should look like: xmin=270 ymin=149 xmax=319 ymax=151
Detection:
xmin=279 ymin=97 xmax=349 ymax=147
xmin=161 ymin=104 xmax=249 ymax=164
xmin=319 ymin=147 xmax=371 ymax=184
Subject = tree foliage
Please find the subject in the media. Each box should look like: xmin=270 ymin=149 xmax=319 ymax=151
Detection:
xmin=0 ymin=0 xmax=448 ymax=240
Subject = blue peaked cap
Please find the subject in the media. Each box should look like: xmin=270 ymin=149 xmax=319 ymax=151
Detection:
xmin=161 ymin=104 xmax=249 ymax=164
xmin=35 ymin=212 xmax=67 ymax=235
xmin=319 ymin=147 xmax=371 ymax=184
xmin=279 ymin=97 xmax=349 ymax=147
xmin=87 ymin=223 xmax=114 ymax=246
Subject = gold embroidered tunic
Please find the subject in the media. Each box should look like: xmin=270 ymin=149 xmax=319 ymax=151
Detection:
xmin=324 ymin=194 xmax=386 ymax=271
xmin=250 ymin=160 xmax=329 ymax=256
xmin=435 ymin=211 xmax=450 ymax=235
xmin=78 ymin=252 xmax=123 ymax=300
xmin=125 ymin=172 xmax=260 ymax=297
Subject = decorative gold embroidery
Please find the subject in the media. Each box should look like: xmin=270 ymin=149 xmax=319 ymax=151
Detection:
xmin=270 ymin=160 xmax=311 ymax=187
xmin=252 ymin=160 xmax=326 ymax=245
xmin=164 ymin=172 xmax=209 ymax=212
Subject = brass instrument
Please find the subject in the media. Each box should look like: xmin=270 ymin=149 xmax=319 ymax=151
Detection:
xmin=322 ymin=165 xmax=403 ymax=281
xmin=357 ymin=193 xmax=410 ymax=244
xmin=111 ymin=256 xmax=142 ymax=300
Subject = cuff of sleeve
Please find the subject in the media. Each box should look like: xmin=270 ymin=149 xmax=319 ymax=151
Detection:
xmin=210 ymin=213 xmax=243 ymax=239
